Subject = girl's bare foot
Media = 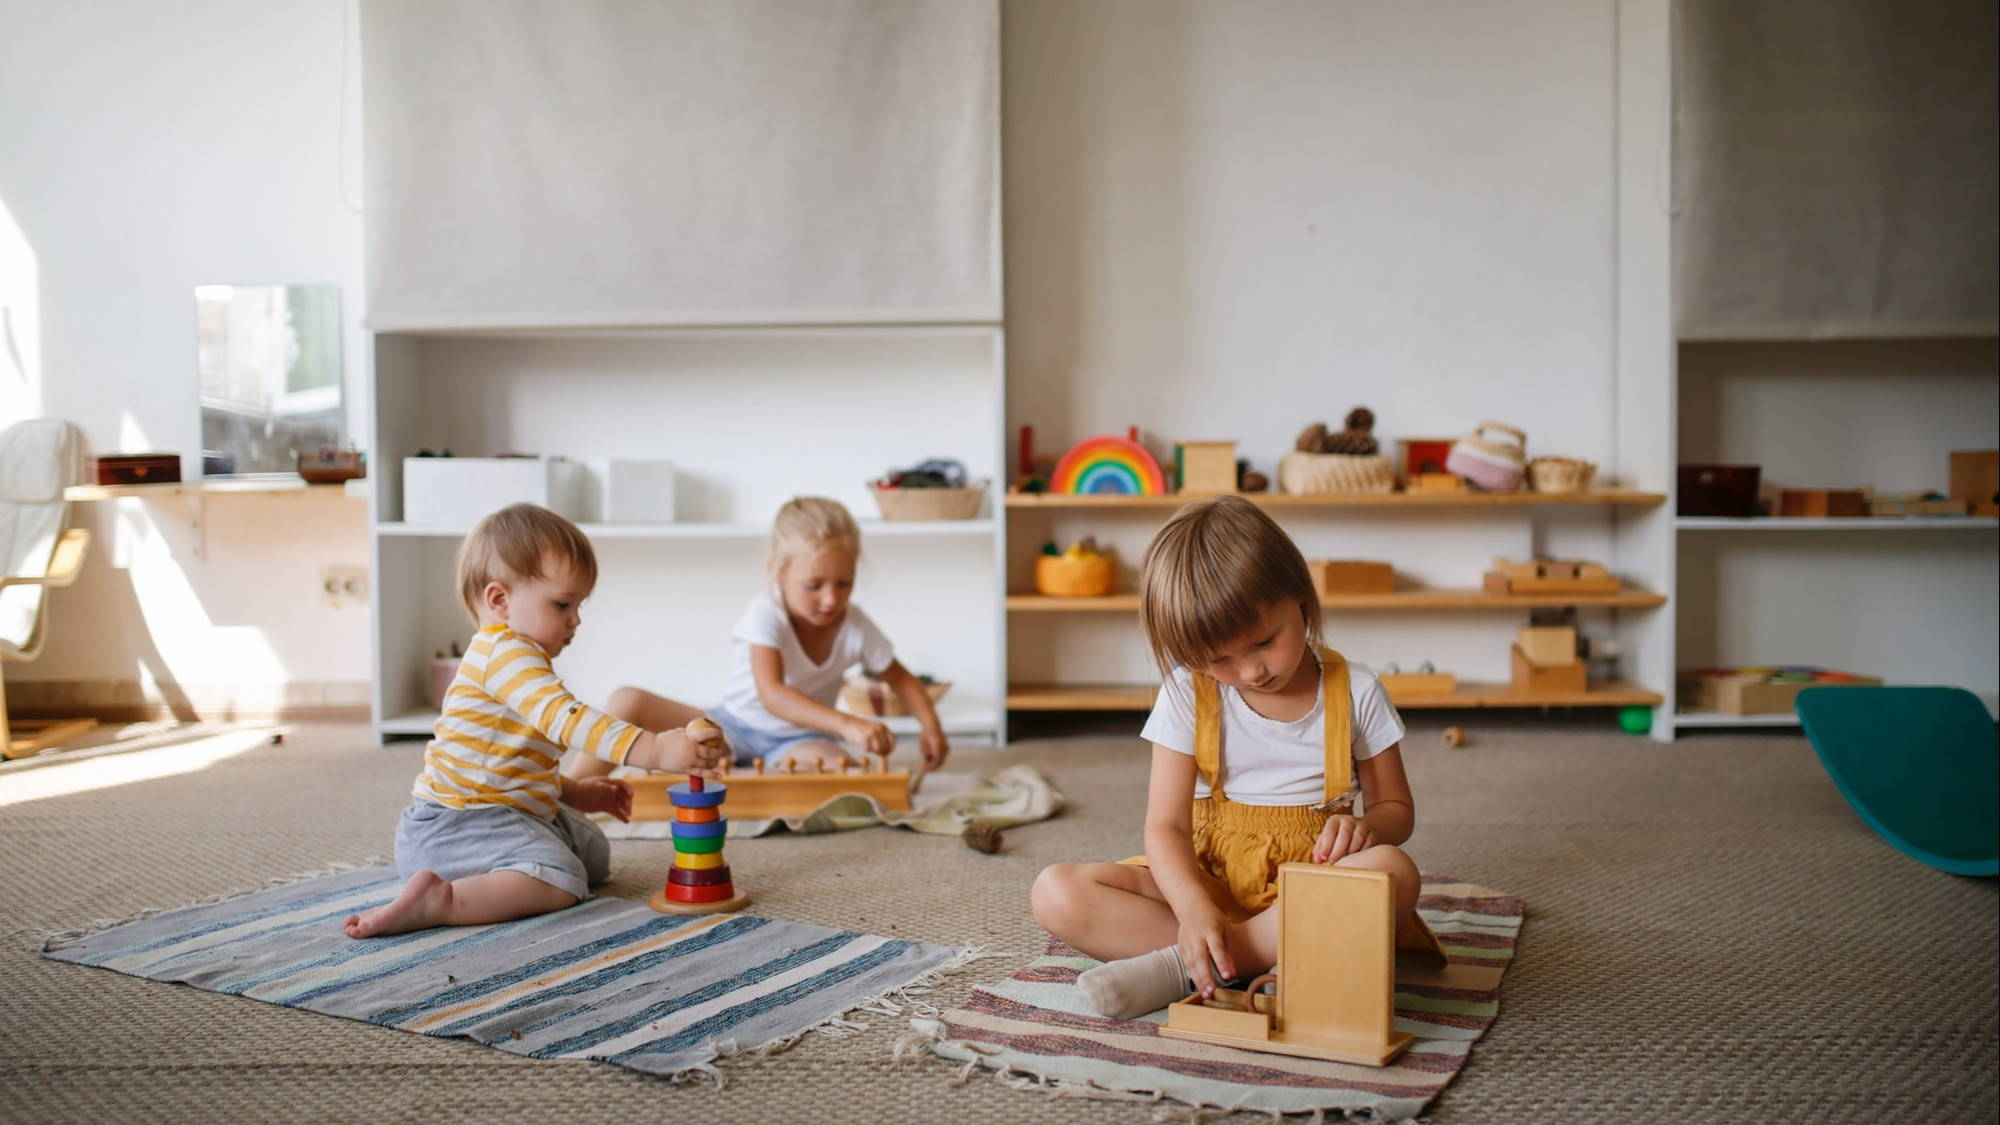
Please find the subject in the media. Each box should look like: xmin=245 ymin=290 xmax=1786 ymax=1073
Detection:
xmin=344 ymin=870 xmax=450 ymax=938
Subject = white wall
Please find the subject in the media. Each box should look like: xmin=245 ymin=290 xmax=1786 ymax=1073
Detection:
xmin=1001 ymin=0 xmax=1630 ymax=684
xmin=0 ymin=0 xmax=372 ymax=700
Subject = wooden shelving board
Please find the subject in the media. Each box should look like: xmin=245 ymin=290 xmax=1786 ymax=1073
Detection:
xmin=1004 ymin=681 xmax=1662 ymax=712
xmin=1006 ymin=588 xmax=1668 ymax=612
xmin=1006 ymin=489 xmax=1667 ymax=510
xmin=66 ymin=479 xmax=356 ymax=501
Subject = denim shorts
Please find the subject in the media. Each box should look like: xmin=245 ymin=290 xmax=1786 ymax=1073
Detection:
xmin=709 ymin=709 xmax=843 ymax=768
xmin=395 ymin=799 xmax=611 ymax=901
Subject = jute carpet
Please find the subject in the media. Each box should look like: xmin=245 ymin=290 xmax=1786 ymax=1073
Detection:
xmin=3 ymin=716 xmax=1994 ymax=1122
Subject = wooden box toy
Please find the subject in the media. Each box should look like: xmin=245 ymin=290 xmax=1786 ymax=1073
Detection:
xmin=1950 ymin=449 xmax=1998 ymax=517
xmin=1511 ymin=644 xmax=1588 ymax=695
xmin=1779 ymin=489 xmax=1869 ymax=518
xmin=1397 ymin=437 xmax=1456 ymax=483
xmin=403 ymin=455 xmax=584 ymax=524
xmin=85 ymin=453 xmax=181 ymax=486
xmin=1682 ymin=667 xmax=1883 ymax=715
xmin=1307 ymin=559 xmax=1394 ymax=596
xmin=1379 ymin=671 xmax=1456 ymax=699
xmin=1177 ymin=441 xmax=1239 ymax=493
xmin=1678 ymin=464 xmax=1760 ymax=517
xmin=1869 ymin=492 xmax=1969 ymax=518
xmin=1484 ymin=557 xmax=1620 ymax=596
xmin=1516 ymin=625 xmax=1578 ymax=666
xmin=629 ymin=758 xmax=912 ymax=821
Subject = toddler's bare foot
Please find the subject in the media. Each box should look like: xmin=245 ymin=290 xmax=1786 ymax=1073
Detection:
xmin=344 ymin=870 xmax=451 ymax=938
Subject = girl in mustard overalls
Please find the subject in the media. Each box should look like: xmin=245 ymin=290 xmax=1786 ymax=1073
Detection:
xmin=1032 ymin=495 xmax=1444 ymax=1019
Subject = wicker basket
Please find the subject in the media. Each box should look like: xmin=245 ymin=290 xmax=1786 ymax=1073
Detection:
xmin=838 ymin=675 xmax=951 ymax=717
xmin=1034 ymin=550 xmax=1118 ymax=597
xmin=1277 ymin=451 xmax=1396 ymax=495
xmin=1528 ymin=457 xmax=1596 ymax=494
xmin=868 ymin=479 xmax=989 ymax=521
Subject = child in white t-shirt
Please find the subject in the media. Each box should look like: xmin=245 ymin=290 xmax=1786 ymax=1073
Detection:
xmin=1030 ymin=495 xmax=1444 ymax=1019
xmin=567 ymin=497 xmax=949 ymax=780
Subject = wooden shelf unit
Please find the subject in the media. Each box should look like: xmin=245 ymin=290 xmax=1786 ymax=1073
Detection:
xmin=65 ymin=479 xmax=357 ymax=501
xmin=1006 ymin=489 xmax=1667 ymax=510
xmin=1006 ymin=587 xmax=1667 ymax=612
xmin=1005 ymin=681 xmax=1662 ymax=712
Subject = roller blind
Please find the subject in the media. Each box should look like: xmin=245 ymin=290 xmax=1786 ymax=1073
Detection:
xmin=360 ymin=0 xmax=1000 ymax=329
xmin=1675 ymin=0 xmax=1998 ymax=340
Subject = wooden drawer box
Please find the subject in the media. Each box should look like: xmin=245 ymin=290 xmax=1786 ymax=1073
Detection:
xmin=85 ymin=453 xmax=181 ymax=486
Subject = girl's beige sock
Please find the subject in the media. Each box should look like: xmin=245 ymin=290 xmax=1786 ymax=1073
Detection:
xmin=1077 ymin=945 xmax=1193 ymax=1019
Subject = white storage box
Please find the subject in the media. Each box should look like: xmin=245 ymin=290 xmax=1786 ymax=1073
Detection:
xmin=581 ymin=459 xmax=676 ymax=523
xmin=402 ymin=457 xmax=584 ymax=525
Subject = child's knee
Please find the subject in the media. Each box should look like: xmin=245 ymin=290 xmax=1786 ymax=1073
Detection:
xmin=605 ymin=685 xmax=650 ymax=723
xmin=1030 ymin=864 xmax=1085 ymax=930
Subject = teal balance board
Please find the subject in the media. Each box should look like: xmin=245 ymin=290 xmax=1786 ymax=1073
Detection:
xmin=1794 ymin=686 xmax=1998 ymax=876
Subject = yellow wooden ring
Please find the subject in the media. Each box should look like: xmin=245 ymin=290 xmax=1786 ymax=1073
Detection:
xmin=674 ymin=851 xmax=725 ymax=871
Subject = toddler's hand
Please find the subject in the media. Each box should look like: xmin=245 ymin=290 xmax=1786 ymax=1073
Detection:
xmin=841 ymin=716 xmax=896 ymax=758
xmin=1176 ymin=907 xmax=1235 ymax=999
xmin=918 ymin=726 xmax=949 ymax=772
xmin=566 ymin=777 xmax=633 ymax=822
xmin=1311 ymin=813 xmax=1375 ymax=864
xmin=679 ymin=717 xmax=731 ymax=775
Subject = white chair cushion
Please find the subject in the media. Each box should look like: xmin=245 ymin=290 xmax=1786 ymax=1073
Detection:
xmin=0 ymin=418 xmax=79 ymax=503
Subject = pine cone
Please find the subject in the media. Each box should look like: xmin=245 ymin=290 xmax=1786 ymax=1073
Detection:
xmin=1344 ymin=407 xmax=1375 ymax=434
xmin=962 ymin=819 xmax=1005 ymax=854
xmin=1324 ymin=406 xmax=1380 ymax=455
xmin=1295 ymin=422 xmax=1329 ymax=453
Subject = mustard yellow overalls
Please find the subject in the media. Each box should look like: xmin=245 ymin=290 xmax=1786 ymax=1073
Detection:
xmin=1131 ymin=647 xmax=1448 ymax=967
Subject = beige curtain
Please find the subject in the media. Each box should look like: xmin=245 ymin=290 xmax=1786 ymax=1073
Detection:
xmin=1675 ymin=0 xmax=1998 ymax=339
xmin=361 ymin=0 xmax=1000 ymax=329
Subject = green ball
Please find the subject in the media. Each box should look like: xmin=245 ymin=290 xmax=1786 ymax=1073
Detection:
xmin=1618 ymin=705 xmax=1653 ymax=735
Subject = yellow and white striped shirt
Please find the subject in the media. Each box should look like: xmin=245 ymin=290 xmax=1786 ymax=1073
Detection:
xmin=412 ymin=624 xmax=640 ymax=820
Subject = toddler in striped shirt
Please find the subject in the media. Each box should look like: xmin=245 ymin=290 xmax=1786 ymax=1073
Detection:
xmin=346 ymin=503 xmax=730 ymax=938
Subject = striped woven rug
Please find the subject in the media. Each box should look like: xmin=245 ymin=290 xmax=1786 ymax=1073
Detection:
xmin=42 ymin=865 xmax=965 ymax=1081
xmin=906 ymin=879 xmax=1522 ymax=1121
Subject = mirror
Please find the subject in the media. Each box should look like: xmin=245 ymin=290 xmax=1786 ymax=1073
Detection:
xmin=196 ymin=283 xmax=344 ymax=477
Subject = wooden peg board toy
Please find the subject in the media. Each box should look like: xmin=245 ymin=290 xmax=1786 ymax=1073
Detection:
xmin=629 ymin=756 xmax=914 ymax=822
xmin=649 ymin=775 xmax=751 ymax=915
xmin=1483 ymin=556 xmax=1620 ymax=595
xmin=1160 ymin=863 xmax=1412 ymax=1067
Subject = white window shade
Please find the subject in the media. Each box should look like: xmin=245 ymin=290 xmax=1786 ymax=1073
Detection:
xmin=1675 ymin=0 xmax=1998 ymax=340
xmin=360 ymin=0 xmax=999 ymax=330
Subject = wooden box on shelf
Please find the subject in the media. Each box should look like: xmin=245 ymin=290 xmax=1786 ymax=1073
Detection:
xmin=1177 ymin=441 xmax=1238 ymax=493
xmin=1779 ymin=489 xmax=1869 ymax=518
xmin=1677 ymin=464 xmax=1760 ymax=517
xmin=1380 ymin=671 xmax=1456 ymax=698
xmin=1869 ymin=492 xmax=1970 ymax=518
xmin=85 ymin=453 xmax=181 ymax=486
xmin=1307 ymin=559 xmax=1394 ymax=596
xmin=1516 ymin=625 xmax=1577 ymax=666
xmin=1484 ymin=557 xmax=1620 ymax=595
xmin=1681 ymin=667 xmax=1882 ymax=715
xmin=1949 ymin=449 xmax=1998 ymax=517
xmin=1511 ymin=645 xmax=1587 ymax=694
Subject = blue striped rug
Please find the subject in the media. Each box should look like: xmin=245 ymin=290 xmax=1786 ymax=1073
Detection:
xmin=42 ymin=865 xmax=965 ymax=1080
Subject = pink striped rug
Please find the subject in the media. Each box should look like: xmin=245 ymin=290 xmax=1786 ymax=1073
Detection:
xmin=905 ymin=879 xmax=1522 ymax=1121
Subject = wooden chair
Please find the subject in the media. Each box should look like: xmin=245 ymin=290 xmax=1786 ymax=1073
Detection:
xmin=0 ymin=418 xmax=95 ymax=758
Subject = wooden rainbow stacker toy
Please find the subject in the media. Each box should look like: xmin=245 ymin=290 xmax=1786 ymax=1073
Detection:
xmin=1159 ymin=863 xmax=1415 ymax=1067
xmin=648 ymin=776 xmax=751 ymax=915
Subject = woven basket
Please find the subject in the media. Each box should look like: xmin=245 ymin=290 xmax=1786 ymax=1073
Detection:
xmin=868 ymin=479 xmax=988 ymax=521
xmin=1277 ymin=451 xmax=1395 ymax=495
xmin=1528 ymin=457 xmax=1596 ymax=494
xmin=838 ymin=676 xmax=951 ymax=717
xmin=1035 ymin=550 xmax=1118 ymax=597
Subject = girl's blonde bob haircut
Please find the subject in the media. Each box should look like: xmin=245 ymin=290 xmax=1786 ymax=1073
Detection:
xmin=456 ymin=503 xmax=598 ymax=623
xmin=1138 ymin=495 xmax=1324 ymax=674
xmin=769 ymin=496 xmax=862 ymax=574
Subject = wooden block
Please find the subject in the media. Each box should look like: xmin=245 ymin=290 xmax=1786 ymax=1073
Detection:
xmin=1307 ymin=559 xmax=1394 ymax=596
xmin=1950 ymin=449 xmax=1998 ymax=517
xmin=1164 ymin=996 xmax=1270 ymax=1040
xmin=1178 ymin=441 xmax=1239 ymax=493
xmin=1379 ymin=672 xmax=1456 ymax=698
xmin=1511 ymin=644 xmax=1588 ymax=694
xmin=1682 ymin=668 xmax=1883 ymax=715
xmin=1274 ymin=864 xmax=1396 ymax=1044
xmin=1410 ymin=472 xmax=1468 ymax=492
xmin=1869 ymin=493 xmax=1970 ymax=517
xmin=1780 ymin=489 xmax=1869 ymax=518
xmin=1516 ymin=625 xmax=1577 ymax=666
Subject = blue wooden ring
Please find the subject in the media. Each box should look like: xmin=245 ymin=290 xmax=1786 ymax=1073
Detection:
xmin=668 ymin=781 xmax=727 ymax=808
xmin=669 ymin=819 xmax=728 ymax=840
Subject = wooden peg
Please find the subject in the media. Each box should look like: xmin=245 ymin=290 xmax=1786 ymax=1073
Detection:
xmin=754 ymin=758 xmax=765 ymax=775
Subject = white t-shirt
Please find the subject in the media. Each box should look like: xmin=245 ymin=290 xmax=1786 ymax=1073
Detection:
xmin=1138 ymin=658 xmax=1405 ymax=808
xmin=712 ymin=593 xmax=896 ymax=737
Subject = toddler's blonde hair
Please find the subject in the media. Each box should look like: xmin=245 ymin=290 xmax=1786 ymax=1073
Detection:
xmin=769 ymin=496 xmax=862 ymax=576
xmin=1138 ymin=494 xmax=1323 ymax=675
xmin=456 ymin=503 xmax=598 ymax=623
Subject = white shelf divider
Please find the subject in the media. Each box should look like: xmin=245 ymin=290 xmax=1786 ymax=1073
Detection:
xmin=1677 ymin=517 xmax=1998 ymax=531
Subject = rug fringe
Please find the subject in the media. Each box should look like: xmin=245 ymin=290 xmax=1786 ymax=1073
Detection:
xmin=900 ymin=1020 xmax=1411 ymax=1124
xmin=28 ymin=857 xmax=388 ymax=952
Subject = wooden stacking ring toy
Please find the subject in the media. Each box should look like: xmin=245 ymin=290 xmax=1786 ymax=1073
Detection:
xmin=649 ymin=775 xmax=750 ymax=915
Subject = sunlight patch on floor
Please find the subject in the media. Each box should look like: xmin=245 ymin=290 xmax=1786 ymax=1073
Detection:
xmin=0 ymin=727 xmax=271 ymax=807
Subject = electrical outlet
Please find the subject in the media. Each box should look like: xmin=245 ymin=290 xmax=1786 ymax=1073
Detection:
xmin=321 ymin=565 xmax=369 ymax=608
